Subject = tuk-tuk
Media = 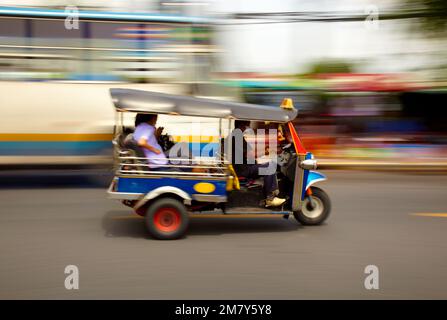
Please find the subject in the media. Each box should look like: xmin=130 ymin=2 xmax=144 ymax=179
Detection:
xmin=107 ymin=89 xmax=331 ymax=239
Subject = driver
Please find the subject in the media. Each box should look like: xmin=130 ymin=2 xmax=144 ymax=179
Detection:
xmin=227 ymin=120 xmax=286 ymax=208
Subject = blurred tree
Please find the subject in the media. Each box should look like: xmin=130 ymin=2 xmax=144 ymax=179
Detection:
xmin=405 ymin=0 xmax=447 ymax=33
xmin=404 ymin=0 xmax=447 ymax=82
xmin=306 ymin=59 xmax=354 ymax=75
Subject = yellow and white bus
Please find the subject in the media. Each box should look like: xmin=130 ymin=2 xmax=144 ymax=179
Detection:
xmin=0 ymin=6 xmax=227 ymax=168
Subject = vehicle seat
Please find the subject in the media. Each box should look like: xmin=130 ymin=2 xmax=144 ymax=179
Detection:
xmin=122 ymin=133 xmax=146 ymax=157
xmin=120 ymin=133 xmax=149 ymax=172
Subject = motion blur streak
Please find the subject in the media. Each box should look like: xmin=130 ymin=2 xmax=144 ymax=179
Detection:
xmin=0 ymin=1 xmax=446 ymax=170
xmin=0 ymin=0 xmax=447 ymax=300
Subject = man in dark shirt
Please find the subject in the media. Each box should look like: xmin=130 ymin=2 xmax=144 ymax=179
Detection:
xmin=227 ymin=120 xmax=286 ymax=207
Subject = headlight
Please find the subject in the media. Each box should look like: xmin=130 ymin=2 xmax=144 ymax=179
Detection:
xmin=300 ymin=159 xmax=317 ymax=170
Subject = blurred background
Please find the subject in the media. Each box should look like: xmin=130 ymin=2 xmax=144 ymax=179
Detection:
xmin=2 ymin=0 xmax=447 ymax=300
xmin=0 ymin=0 xmax=446 ymax=171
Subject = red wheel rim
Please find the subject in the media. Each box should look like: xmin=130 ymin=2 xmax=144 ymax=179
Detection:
xmin=153 ymin=207 xmax=181 ymax=233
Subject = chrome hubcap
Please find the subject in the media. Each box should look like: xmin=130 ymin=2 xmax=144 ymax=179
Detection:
xmin=302 ymin=196 xmax=324 ymax=219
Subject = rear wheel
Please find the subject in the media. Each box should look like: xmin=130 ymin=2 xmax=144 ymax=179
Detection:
xmin=145 ymin=197 xmax=189 ymax=240
xmin=293 ymin=187 xmax=330 ymax=225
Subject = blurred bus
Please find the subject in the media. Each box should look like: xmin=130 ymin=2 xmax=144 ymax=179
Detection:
xmin=0 ymin=6 xmax=226 ymax=170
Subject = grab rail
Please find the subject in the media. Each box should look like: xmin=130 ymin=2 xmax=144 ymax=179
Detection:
xmin=117 ymin=155 xmax=229 ymax=177
xmin=118 ymin=156 xmax=228 ymax=164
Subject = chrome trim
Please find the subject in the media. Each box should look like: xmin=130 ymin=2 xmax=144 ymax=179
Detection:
xmin=299 ymin=159 xmax=318 ymax=170
xmin=292 ymin=154 xmax=306 ymax=212
xmin=107 ymin=178 xmax=116 ymax=194
xmin=116 ymin=172 xmax=229 ymax=181
xmin=119 ymin=163 xmax=226 ymax=170
xmin=119 ymin=156 xmax=228 ymax=164
xmin=192 ymin=194 xmax=227 ymax=202
xmin=108 ymin=192 xmax=144 ymax=200
xmin=107 ymin=179 xmax=144 ymax=200
xmin=118 ymin=169 xmax=227 ymax=177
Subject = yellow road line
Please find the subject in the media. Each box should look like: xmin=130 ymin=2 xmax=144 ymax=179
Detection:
xmin=411 ymin=213 xmax=447 ymax=218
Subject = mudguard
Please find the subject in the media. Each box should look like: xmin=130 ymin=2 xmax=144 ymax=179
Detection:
xmin=305 ymin=170 xmax=327 ymax=191
xmin=134 ymin=186 xmax=192 ymax=210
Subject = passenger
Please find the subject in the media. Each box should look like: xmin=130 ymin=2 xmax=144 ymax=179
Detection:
xmin=133 ymin=113 xmax=168 ymax=170
xmin=227 ymin=120 xmax=286 ymax=208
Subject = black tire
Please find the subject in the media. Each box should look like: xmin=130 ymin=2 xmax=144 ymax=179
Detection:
xmin=145 ymin=197 xmax=189 ymax=240
xmin=293 ymin=187 xmax=331 ymax=225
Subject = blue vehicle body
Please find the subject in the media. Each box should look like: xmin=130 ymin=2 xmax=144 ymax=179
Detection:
xmin=305 ymin=171 xmax=327 ymax=192
xmin=300 ymin=152 xmax=327 ymax=200
xmin=114 ymin=151 xmax=327 ymax=212
xmin=117 ymin=176 xmax=227 ymax=198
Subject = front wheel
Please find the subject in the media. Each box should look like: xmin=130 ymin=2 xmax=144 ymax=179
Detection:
xmin=293 ymin=187 xmax=331 ymax=225
xmin=145 ymin=197 xmax=189 ymax=240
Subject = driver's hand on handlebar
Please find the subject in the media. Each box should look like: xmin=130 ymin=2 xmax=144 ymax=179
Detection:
xmin=155 ymin=127 xmax=164 ymax=137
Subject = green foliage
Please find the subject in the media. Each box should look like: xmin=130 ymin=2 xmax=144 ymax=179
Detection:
xmin=405 ymin=0 xmax=447 ymax=33
xmin=306 ymin=60 xmax=354 ymax=75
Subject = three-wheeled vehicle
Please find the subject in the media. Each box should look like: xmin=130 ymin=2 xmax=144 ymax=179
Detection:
xmin=107 ymin=89 xmax=331 ymax=239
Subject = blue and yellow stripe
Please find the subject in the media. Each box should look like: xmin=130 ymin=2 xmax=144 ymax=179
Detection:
xmin=0 ymin=133 xmax=112 ymax=156
xmin=0 ymin=134 xmax=220 ymax=156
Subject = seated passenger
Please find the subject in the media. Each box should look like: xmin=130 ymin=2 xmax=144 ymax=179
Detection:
xmin=227 ymin=120 xmax=286 ymax=208
xmin=133 ymin=113 xmax=168 ymax=169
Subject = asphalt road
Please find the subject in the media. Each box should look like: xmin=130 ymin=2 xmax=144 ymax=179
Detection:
xmin=0 ymin=170 xmax=447 ymax=299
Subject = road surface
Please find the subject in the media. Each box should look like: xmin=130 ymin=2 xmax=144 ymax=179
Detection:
xmin=0 ymin=171 xmax=446 ymax=299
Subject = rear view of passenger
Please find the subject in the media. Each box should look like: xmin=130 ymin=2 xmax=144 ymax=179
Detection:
xmin=133 ymin=113 xmax=168 ymax=169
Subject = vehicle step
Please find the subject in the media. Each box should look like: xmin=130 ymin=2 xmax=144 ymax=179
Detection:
xmin=225 ymin=206 xmax=288 ymax=214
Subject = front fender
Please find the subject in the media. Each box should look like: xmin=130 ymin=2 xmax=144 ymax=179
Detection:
xmin=305 ymin=170 xmax=327 ymax=190
xmin=134 ymin=186 xmax=192 ymax=210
